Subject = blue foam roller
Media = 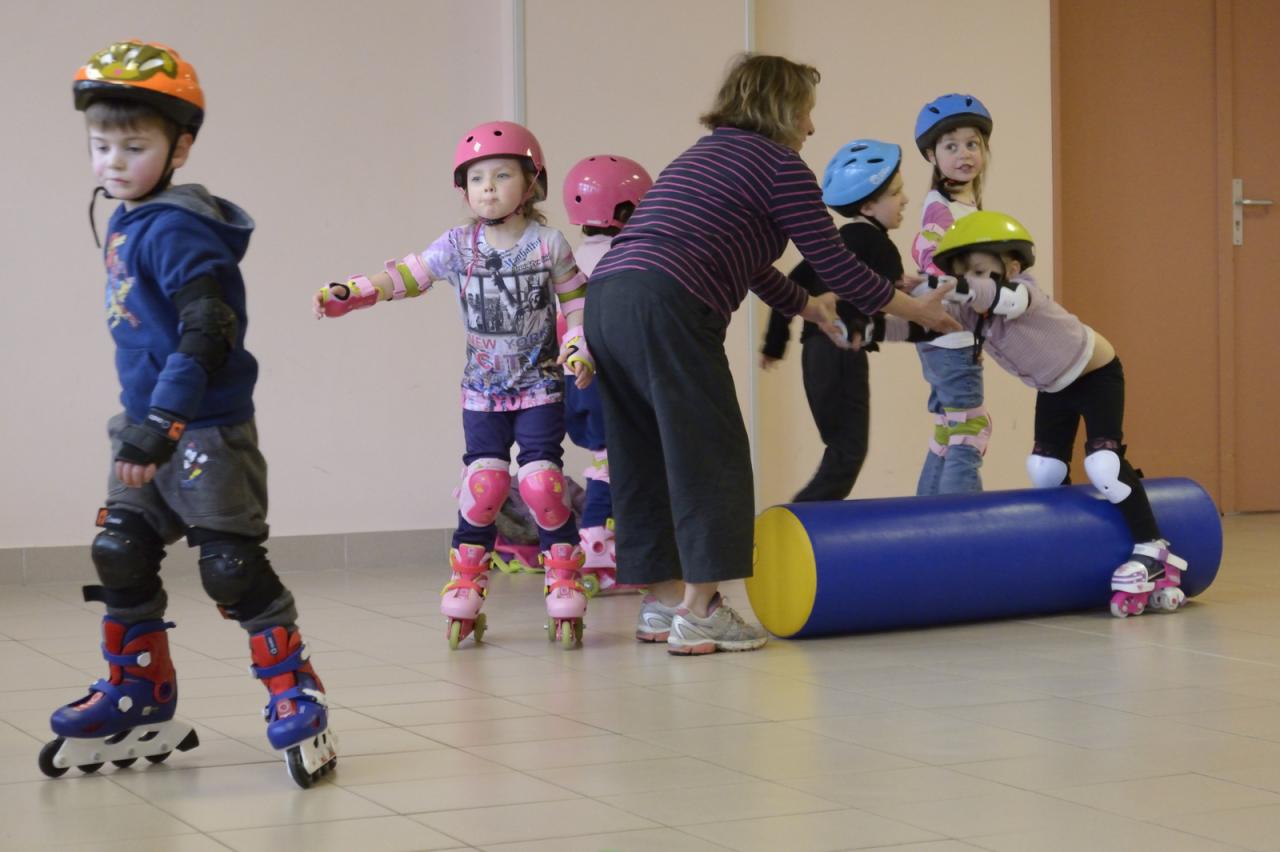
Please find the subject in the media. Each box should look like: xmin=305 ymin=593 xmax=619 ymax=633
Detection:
xmin=746 ymin=477 xmax=1221 ymax=638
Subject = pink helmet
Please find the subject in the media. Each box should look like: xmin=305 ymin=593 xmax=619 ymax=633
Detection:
xmin=452 ymin=121 xmax=547 ymax=194
xmin=562 ymin=155 xmax=653 ymax=228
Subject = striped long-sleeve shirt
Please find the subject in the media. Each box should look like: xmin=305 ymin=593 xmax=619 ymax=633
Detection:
xmin=590 ymin=127 xmax=894 ymax=321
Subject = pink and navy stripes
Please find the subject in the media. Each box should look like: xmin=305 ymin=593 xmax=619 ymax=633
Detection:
xmin=591 ymin=127 xmax=894 ymax=320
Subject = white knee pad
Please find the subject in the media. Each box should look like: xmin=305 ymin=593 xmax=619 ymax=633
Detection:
xmin=1026 ymin=454 xmax=1069 ymax=488
xmin=518 ymin=460 xmax=572 ymax=531
xmin=458 ymin=458 xmax=512 ymax=526
xmin=1084 ymin=449 xmax=1132 ymax=503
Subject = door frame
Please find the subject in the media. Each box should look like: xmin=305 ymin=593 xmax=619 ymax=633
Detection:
xmin=1213 ymin=0 xmax=1238 ymax=513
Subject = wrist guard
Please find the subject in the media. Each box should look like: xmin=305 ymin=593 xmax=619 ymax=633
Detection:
xmin=318 ymin=274 xmax=380 ymax=318
xmin=116 ymin=409 xmax=186 ymax=467
xmin=560 ymin=324 xmax=594 ymax=377
xmin=926 ymin=274 xmax=974 ymax=305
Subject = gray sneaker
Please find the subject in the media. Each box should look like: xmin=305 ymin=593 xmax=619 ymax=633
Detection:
xmin=635 ymin=595 xmax=680 ymax=642
xmin=667 ymin=596 xmax=768 ymax=655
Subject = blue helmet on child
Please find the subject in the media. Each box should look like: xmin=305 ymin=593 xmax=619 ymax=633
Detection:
xmin=914 ymin=93 xmax=993 ymax=157
xmin=821 ymin=139 xmax=902 ymax=209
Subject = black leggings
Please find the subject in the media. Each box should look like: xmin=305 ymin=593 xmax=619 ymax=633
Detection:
xmin=1033 ymin=358 xmax=1160 ymax=541
xmin=793 ymin=334 xmax=870 ymax=502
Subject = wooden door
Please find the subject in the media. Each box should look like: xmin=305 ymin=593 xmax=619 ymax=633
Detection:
xmin=1224 ymin=0 xmax=1280 ymax=511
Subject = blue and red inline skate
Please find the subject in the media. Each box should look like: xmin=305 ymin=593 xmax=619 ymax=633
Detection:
xmin=41 ymin=618 xmax=336 ymax=788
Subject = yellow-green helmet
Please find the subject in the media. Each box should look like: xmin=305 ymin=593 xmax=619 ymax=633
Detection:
xmin=933 ymin=211 xmax=1035 ymax=274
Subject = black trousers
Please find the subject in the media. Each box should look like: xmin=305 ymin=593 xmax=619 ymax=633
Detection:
xmin=793 ymin=335 xmax=870 ymax=502
xmin=584 ymin=271 xmax=754 ymax=585
xmin=1034 ymin=357 xmax=1160 ymax=541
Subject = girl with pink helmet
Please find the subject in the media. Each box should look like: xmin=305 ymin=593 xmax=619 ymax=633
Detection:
xmin=312 ymin=121 xmax=595 ymax=649
xmin=560 ymin=155 xmax=653 ymax=595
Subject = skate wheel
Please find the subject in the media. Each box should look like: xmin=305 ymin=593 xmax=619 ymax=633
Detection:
xmin=176 ymin=728 xmax=200 ymax=752
xmin=286 ymin=747 xmax=315 ymax=789
xmin=582 ymin=574 xmax=600 ymax=599
xmin=111 ymin=758 xmax=137 ymax=769
xmin=560 ymin=619 xmax=583 ymax=649
xmin=473 ymin=612 xmax=486 ymax=643
xmin=145 ymin=751 xmax=171 ymax=765
xmin=546 ymin=619 xmax=557 ymax=642
xmin=1152 ymin=587 xmax=1187 ymax=612
xmin=38 ymin=738 xmax=68 ymax=778
xmin=1109 ymin=600 xmax=1129 ymax=618
xmin=448 ymin=619 xmax=463 ymax=651
xmin=77 ymin=762 xmax=104 ymax=774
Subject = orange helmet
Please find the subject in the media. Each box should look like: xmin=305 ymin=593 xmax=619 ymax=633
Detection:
xmin=73 ymin=41 xmax=205 ymax=135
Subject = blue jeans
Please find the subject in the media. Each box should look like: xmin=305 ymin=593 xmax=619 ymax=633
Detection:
xmin=915 ymin=343 xmax=986 ymax=495
xmin=565 ymin=379 xmax=612 ymax=528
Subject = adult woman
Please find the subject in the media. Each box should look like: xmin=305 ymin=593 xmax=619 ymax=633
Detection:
xmin=585 ymin=54 xmax=960 ymax=654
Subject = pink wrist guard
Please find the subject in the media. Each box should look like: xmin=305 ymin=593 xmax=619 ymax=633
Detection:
xmin=320 ymin=274 xmax=379 ymax=318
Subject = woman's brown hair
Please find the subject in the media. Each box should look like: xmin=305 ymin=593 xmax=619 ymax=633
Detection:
xmin=700 ymin=53 xmax=820 ymax=147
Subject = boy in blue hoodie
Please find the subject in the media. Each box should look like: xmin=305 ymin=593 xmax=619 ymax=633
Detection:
xmin=39 ymin=41 xmax=335 ymax=789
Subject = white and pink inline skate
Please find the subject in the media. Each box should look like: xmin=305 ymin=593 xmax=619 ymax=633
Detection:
xmin=441 ymin=544 xmax=490 ymax=649
xmin=544 ymin=543 xmax=587 ymax=647
xmin=1110 ymin=539 xmax=1188 ymax=618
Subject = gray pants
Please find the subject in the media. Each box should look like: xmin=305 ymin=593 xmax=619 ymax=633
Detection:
xmin=101 ymin=412 xmax=296 ymax=632
xmin=584 ymin=272 xmax=755 ymax=586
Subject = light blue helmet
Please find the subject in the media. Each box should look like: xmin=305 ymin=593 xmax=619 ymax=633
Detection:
xmin=821 ymin=139 xmax=902 ymax=208
xmin=914 ymin=93 xmax=993 ymax=156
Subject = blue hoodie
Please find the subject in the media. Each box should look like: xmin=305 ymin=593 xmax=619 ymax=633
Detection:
xmin=102 ymin=184 xmax=258 ymax=427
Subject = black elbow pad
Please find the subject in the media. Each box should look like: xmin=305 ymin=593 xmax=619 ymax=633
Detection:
xmin=174 ymin=276 xmax=238 ymax=373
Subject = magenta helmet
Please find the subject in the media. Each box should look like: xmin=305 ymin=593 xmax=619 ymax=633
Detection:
xmin=562 ymin=155 xmax=653 ymax=228
xmin=452 ymin=121 xmax=547 ymax=193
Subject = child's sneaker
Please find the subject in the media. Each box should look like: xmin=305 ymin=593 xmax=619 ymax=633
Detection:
xmin=667 ymin=594 xmax=768 ymax=655
xmin=635 ymin=594 xmax=680 ymax=642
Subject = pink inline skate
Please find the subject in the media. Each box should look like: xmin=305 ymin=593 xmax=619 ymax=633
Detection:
xmin=579 ymin=521 xmax=643 ymax=597
xmin=544 ymin=543 xmax=587 ymax=647
xmin=1110 ymin=539 xmax=1189 ymax=618
xmin=441 ymin=544 xmax=490 ymax=648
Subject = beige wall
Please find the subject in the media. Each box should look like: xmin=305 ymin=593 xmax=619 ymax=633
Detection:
xmin=2 ymin=0 xmax=1051 ymax=548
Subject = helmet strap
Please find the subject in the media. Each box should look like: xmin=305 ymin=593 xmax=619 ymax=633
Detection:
xmin=88 ymin=186 xmax=110 ymax=249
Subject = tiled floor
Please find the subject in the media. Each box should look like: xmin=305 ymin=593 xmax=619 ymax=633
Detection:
xmin=3 ymin=514 xmax=1280 ymax=851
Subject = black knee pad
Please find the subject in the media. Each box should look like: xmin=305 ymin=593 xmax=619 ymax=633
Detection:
xmin=192 ymin=530 xmax=285 ymax=622
xmin=85 ymin=509 xmax=166 ymax=608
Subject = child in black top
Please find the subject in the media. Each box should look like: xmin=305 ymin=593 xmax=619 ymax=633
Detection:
xmin=761 ymin=139 xmax=908 ymax=501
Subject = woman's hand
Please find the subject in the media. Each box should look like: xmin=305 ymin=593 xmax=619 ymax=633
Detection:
xmin=883 ymin=287 xmax=964 ymax=334
xmin=799 ymin=292 xmax=852 ymax=349
xmin=896 ymin=273 xmax=925 ymax=292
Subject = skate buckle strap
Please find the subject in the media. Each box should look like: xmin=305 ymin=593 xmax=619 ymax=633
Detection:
xmin=272 ymin=685 xmax=327 ymax=706
xmin=250 ymin=645 xmax=308 ymax=680
xmin=442 ymin=576 xmax=487 ymax=597
xmin=546 ymin=567 xmax=585 ymax=595
xmin=101 ymin=647 xmax=152 ymax=667
xmin=89 ymin=678 xmax=134 ymax=712
xmin=1132 ymin=541 xmax=1188 ymax=571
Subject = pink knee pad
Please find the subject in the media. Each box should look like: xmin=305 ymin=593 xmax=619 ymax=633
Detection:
xmin=458 ymin=458 xmax=511 ymax=526
xmin=518 ymin=460 xmax=572 ymax=530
